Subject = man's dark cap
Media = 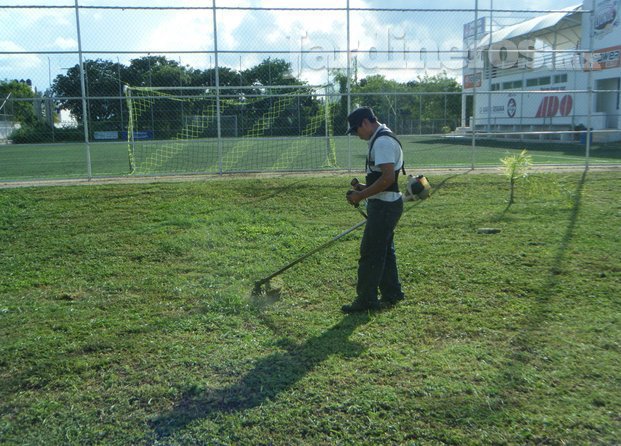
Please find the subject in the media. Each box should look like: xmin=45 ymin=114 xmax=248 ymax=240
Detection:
xmin=346 ymin=106 xmax=376 ymax=134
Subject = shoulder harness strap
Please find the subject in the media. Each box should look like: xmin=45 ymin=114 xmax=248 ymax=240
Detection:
xmin=366 ymin=129 xmax=406 ymax=175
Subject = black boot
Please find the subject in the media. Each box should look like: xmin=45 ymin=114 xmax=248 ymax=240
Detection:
xmin=380 ymin=293 xmax=405 ymax=307
xmin=341 ymin=297 xmax=381 ymax=313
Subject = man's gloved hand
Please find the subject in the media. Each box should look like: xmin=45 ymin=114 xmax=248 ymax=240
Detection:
xmin=346 ymin=189 xmax=362 ymax=207
xmin=347 ymin=178 xmax=367 ymax=207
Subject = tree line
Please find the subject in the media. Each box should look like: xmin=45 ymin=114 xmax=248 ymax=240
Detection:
xmin=2 ymin=56 xmax=465 ymax=143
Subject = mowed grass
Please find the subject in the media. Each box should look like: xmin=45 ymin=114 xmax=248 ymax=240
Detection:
xmin=0 ymin=170 xmax=620 ymax=445
xmin=1 ymin=135 xmax=619 ymax=180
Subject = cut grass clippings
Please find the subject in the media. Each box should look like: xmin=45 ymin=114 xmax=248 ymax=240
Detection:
xmin=0 ymin=170 xmax=619 ymax=445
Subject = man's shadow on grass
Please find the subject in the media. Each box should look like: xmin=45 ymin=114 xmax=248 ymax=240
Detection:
xmin=150 ymin=312 xmax=370 ymax=439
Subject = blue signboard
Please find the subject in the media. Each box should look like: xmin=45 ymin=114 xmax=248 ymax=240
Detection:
xmin=463 ymin=17 xmax=486 ymax=40
xmin=121 ymin=130 xmax=154 ymax=140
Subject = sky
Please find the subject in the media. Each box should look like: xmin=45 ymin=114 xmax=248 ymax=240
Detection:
xmin=1 ymin=0 xmax=584 ymax=92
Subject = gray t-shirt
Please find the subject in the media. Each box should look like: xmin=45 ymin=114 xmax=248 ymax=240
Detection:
xmin=366 ymin=124 xmax=404 ymax=202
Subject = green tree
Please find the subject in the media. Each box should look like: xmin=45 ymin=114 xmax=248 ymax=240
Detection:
xmin=331 ymin=71 xmax=419 ymax=134
xmin=189 ymin=66 xmax=239 ymax=88
xmin=123 ymin=56 xmax=182 ymax=88
xmin=240 ymin=58 xmax=298 ymax=87
xmin=238 ymin=58 xmax=308 ymax=136
xmin=51 ymin=59 xmax=125 ymax=128
xmin=353 ymin=74 xmax=416 ymax=132
xmin=48 ymin=56 xmax=325 ymax=139
xmin=411 ymin=72 xmax=462 ymax=132
xmin=0 ymin=79 xmax=37 ymax=125
xmin=330 ymin=69 xmax=350 ymax=134
xmin=331 ymin=70 xmax=463 ymax=134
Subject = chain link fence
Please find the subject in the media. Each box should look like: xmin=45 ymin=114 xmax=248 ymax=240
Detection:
xmin=1 ymin=1 xmax=619 ymax=180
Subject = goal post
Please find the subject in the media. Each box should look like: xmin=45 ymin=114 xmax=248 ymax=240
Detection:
xmin=0 ymin=93 xmax=15 ymax=143
xmin=124 ymin=84 xmax=337 ymax=174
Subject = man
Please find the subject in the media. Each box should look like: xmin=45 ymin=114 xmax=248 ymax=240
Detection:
xmin=343 ymin=106 xmax=405 ymax=313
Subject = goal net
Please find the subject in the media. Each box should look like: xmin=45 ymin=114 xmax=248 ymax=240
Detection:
xmin=124 ymin=84 xmax=337 ymax=174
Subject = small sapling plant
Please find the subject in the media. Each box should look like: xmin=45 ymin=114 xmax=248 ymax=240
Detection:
xmin=500 ymin=149 xmax=532 ymax=205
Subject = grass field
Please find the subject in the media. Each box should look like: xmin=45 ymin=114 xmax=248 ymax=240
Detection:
xmin=1 ymin=135 xmax=619 ymax=180
xmin=1 ymin=170 xmax=619 ymax=444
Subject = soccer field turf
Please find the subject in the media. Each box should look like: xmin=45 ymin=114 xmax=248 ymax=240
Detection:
xmin=1 ymin=172 xmax=619 ymax=444
xmin=0 ymin=135 xmax=619 ymax=180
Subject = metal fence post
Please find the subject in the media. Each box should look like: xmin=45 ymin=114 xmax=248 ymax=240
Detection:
xmin=213 ymin=0 xmax=223 ymax=175
xmin=74 ymin=0 xmax=92 ymax=179
xmin=471 ymin=0 xmax=479 ymax=170
xmin=346 ymin=0 xmax=352 ymax=172
xmin=586 ymin=4 xmax=593 ymax=168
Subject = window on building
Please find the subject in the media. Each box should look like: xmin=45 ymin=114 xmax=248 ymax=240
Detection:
xmin=501 ymin=80 xmax=524 ymax=90
xmin=554 ymin=74 xmax=568 ymax=84
xmin=527 ymin=76 xmax=558 ymax=88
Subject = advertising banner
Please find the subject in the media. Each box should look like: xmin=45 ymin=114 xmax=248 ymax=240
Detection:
xmin=593 ymin=0 xmax=620 ymax=41
xmin=121 ymin=130 xmax=154 ymax=140
xmin=463 ymin=17 xmax=486 ymax=41
xmin=464 ymin=72 xmax=482 ymax=89
xmin=478 ymin=92 xmax=575 ymax=122
xmin=94 ymin=131 xmax=119 ymax=140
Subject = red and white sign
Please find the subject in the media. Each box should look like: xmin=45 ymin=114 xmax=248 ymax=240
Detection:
xmin=464 ymin=72 xmax=482 ymax=89
xmin=584 ymin=45 xmax=621 ymax=70
xmin=535 ymin=95 xmax=573 ymax=118
xmin=477 ymin=93 xmax=575 ymax=123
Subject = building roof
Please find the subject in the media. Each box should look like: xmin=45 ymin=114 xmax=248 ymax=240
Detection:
xmin=478 ymin=5 xmax=582 ymax=47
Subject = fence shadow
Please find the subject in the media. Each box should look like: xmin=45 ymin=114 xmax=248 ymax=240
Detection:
xmin=489 ymin=167 xmax=589 ymax=421
xmin=507 ymin=167 xmax=588 ymax=346
xmin=421 ymin=167 xmax=590 ymax=429
xmin=150 ymin=313 xmax=370 ymax=440
xmin=232 ymin=179 xmax=307 ymax=206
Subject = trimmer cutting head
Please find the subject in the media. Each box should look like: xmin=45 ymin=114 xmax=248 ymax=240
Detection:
xmin=253 ymin=280 xmax=266 ymax=296
xmin=251 ymin=278 xmax=282 ymax=304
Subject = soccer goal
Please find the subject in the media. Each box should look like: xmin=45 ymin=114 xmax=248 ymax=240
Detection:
xmin=124 ymin=84 xmax=337 ymax=174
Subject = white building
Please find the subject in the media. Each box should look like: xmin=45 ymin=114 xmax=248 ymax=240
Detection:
xmin=462 ymin=0 xmax=620 ymax=142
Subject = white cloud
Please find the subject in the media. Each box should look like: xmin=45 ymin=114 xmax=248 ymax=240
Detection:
xmin=135 ymin=0 xmax=253 ymax=69
xmin=0 ymin=41 xmax=41 ymax=72
xmin=53 ymin=37 xmax=77 ymax=50
xmin=140 ymin=13 xmax=212 ymax=52
xmin=3 ymin=8 xmax=72 ymax=29
xmin=7 ymin=0 xmax=587 ymax=90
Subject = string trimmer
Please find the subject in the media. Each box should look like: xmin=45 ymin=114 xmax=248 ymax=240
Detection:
xmin=252 ymin=175 xmax=431 ymax=295
xmin=252 ymin=218 xmax=367 ymax=295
